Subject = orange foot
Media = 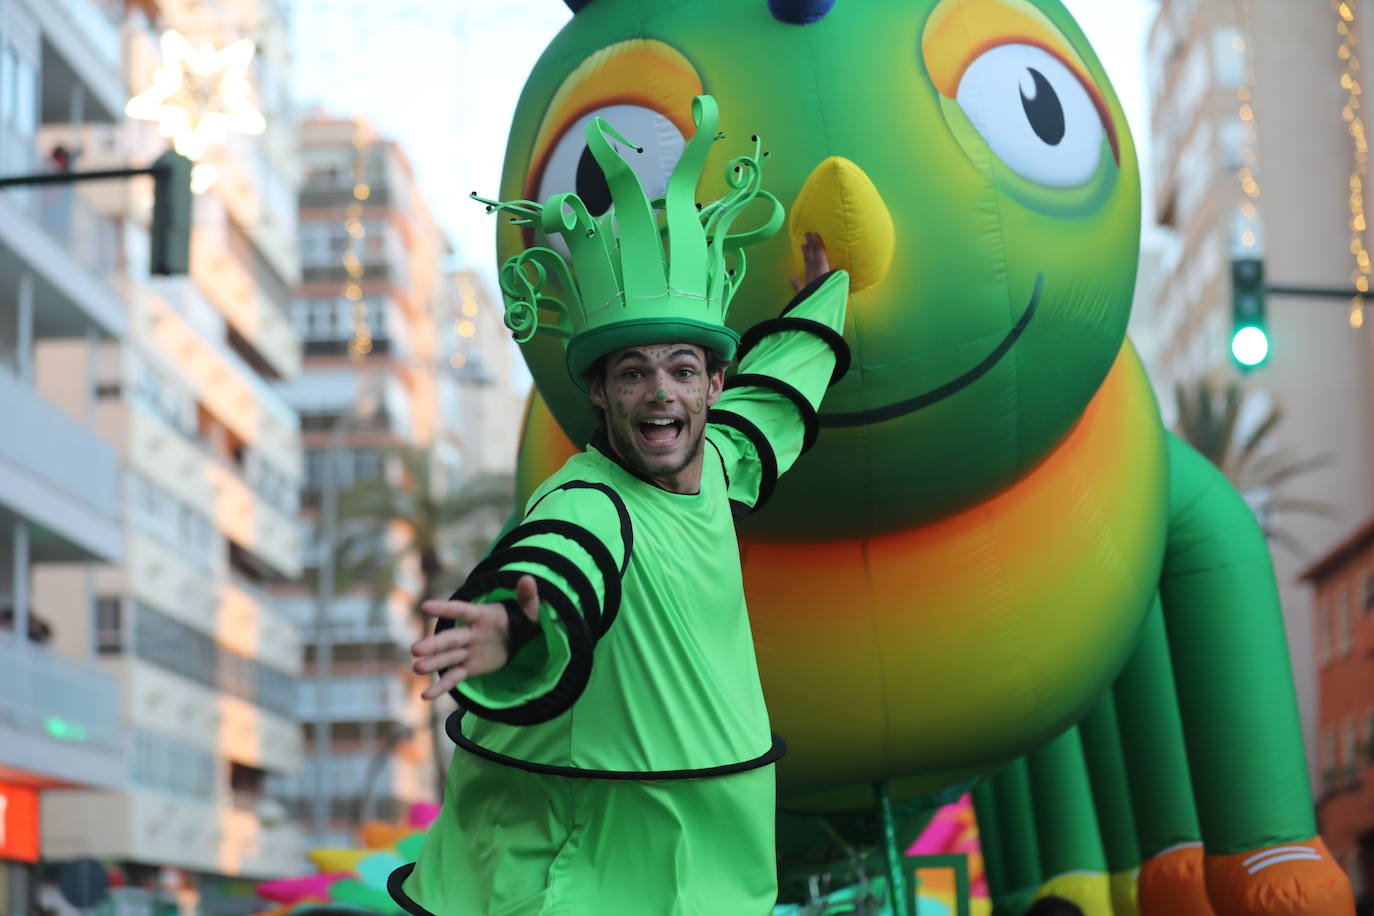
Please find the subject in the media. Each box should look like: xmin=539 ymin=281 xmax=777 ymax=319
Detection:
xmin=1138 ymin=842 xmax=1215 ymax=915
xmin=1204 ymin=837 xmax=1355 ymax=916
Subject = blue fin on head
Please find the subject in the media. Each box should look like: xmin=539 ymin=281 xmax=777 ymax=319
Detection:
xmin=768 ymin=0 xmax=836 ymax=24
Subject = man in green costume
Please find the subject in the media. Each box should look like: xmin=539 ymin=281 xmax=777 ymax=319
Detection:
xmin=387 ymin=96 xmax=850 ymax=915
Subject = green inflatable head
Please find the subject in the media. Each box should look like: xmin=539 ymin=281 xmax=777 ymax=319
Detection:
xmin=498 ymin=0 xmax=1141 ymax=538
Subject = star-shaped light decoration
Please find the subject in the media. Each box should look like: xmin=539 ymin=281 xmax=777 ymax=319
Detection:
xmin=126 ymin=30 xmax=266 ymax=163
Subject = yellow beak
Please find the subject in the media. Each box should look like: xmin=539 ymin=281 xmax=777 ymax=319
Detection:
xmin=789 ymin=156 xmax=895 ymax=293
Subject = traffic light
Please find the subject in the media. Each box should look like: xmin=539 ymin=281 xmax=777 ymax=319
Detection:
xmin=150 ymin=150 xmax=193 ymax=275
xmin=1230 ymin=257 xmax=1269 ymax=369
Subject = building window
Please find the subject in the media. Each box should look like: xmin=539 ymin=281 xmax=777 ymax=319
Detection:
xmin=1322 ymin=726 xmax=1338 ymax=789
xmin=1363 ymin=571 xmax=1374 ymax=614
xmin=1344 ymin=718 xmax=1360 ymax=778
xmin=94 ymin=595 xmax=123 ymax=654
xmin=1340 ymin=587 xmax=1354 ymax=658
xmin=1211 ymin=27 xmax=1246 ymax=89
xmin=1319 ymin=600 xmax=1333 ymax=666
xmin=132 ymin=729 xmax=216 ymax=799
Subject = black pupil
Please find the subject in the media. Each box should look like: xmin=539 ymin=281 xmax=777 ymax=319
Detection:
xmin=1019 ymin=67 xmax=1066 ymax=146
xmin=576 ymin=145 xmax=613 ymax=216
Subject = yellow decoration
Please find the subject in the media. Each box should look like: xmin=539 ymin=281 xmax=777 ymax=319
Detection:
xmin=788 ymin=156 xmax=895 ymax=293
xmin=360 ymin=822 xmax=419 ymax=849
xmin=306 ymin=848 xmax=373 ymax=873
xmin=1035 ymin=871 xmax=1115 ymax=915
xmin=126 ymin=30 xmax=266 ymax=161
xmin=1336 ymin=0 xmax=1369 ymax=330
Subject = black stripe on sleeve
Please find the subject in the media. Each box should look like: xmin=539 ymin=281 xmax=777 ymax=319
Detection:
xmin=524 ymin=480 xmax=634 ymax=577
xmin=780 ymin=269 xmax=841 ymax=316
xmin=724 ymin=373 xmax=820 ymax=454
xmin=470 ymin=545 xmax=602 ymax=638
xmin=440 ymin=569 xmax=593 ymax=725
xmin=736 ymin=317 xmax=852 ymax=387
xmin=492 ymin=519 xmax=623 ymax=638
xmin=387 ymin=863 xmax=436 ymax=916
xmin=707 ymin=408 xmax=779 ymax=513
xmin=705 ymin=435 xmax=731 ymax=490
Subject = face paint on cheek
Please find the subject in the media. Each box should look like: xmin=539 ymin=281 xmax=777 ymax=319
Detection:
xmin=615 ymin=401 xmax=630 ymax=419
xmin=690 ymin=397 xmax=705 ymax=415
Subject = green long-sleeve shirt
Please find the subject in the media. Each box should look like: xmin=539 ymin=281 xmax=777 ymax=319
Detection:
xmin=441 ymin=270 xmax=851 ymax=777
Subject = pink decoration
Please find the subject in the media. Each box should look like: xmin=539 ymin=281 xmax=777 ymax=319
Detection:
xmin=907 ymin=793 xmax=975 ymax=857
xmin=255 ymin=873 xmax=350 ymax=904
xmin=408 ymin=801 xmax=441 ymax=829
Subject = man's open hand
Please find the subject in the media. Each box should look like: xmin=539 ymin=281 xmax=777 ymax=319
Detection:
xmin=411 ymin=574 xmax=541 ymax=700
xmin=791 ymin=232 xmax=831 ymax=292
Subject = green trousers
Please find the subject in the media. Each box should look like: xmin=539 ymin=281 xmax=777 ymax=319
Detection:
xmin=393 ymin=751 xmax=778 ymax=915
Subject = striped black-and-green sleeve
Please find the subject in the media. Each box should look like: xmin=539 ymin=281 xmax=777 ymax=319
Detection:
xmin=437 ymin=481 xmax=631 ymax=725
xmin=708 ymin=269 xmax=850 ymax=516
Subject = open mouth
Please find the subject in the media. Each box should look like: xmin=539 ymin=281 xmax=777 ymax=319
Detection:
xmin=818 ymin=273 xmax=1044 ymax=428
xmin=637 ymin=417 xmax=685 ymax=449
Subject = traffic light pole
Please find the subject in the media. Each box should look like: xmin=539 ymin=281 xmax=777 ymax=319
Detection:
xmin=0 ymin=150 xmax=193 ymax=275
xmin=1266 ymin=285 xmax=1369 ymax=299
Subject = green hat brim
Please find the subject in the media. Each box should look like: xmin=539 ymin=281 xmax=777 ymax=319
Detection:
xmin=566 ymin=318 xmax=741 ymax=391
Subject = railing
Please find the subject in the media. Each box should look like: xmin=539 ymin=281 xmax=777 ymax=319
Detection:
xmin=0 ymin=366 xmax=121 ymax=520
xmin=0 ymin=630 xmax=121 ymax=749
xmin=50 ymin=0 xmax=123 ymax=73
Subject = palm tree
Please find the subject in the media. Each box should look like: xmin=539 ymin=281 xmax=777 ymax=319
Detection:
xmin=1172 ymin=377 xmax=1333 ymax=557
xmin=323 ymin=443 xmax=515 ymax=801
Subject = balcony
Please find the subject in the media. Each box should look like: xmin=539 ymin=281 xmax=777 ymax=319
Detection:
xmin=35 ymin=0 xmax=125 ymax=124
xmin=0 ymin=185 xmax=125 ymax=345
xmin=0 ymin=367 xmax=122 ymax=561
xmin=0 ymin=630 xmax=125 ymax=788
xmin=296 ymin=675 xmax=409 ymax=724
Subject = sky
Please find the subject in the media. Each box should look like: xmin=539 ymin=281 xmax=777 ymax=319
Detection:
xmin=291 ymin=0 xmax=1157 ymax=279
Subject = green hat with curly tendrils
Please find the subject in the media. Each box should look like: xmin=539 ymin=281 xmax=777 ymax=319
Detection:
xmin=472 ymin=94 xmax=784 ymax=390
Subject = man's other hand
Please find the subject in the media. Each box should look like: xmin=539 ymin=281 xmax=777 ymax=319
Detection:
xmin=411 ymin=574 xmax=540 ymax=700
xmin=791 ymin=232 xmax=831 ymax=292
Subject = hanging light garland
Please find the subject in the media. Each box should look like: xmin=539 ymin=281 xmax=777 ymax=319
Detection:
xmin=347 ymin=116 xmax=374 ymax=360
xmin=1234 ymin=0 xmax=1263 ymax=252
xmin=1336 ymin=0 xmax=1370 ymax=328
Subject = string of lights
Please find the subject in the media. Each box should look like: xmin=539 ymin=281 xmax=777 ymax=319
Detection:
xmin=1336 ymin=0 xmax=1370 ymax=329
xmin=1234 ymin=0 xmax=1262 ymax=248
xmin=450 ymin=277 xmax=480 ymax=370
xmin=346 ymin=117 xmax=374 ymax=360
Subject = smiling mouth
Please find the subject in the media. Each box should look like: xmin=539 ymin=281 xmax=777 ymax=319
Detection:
xmin=817 ymin=273 xmax=1044 ymax=428
xmin=637 ymin=418 xmax=685 ymax=449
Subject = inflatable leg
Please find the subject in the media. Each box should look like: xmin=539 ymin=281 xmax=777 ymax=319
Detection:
xmin=1160 ymin=433 xmax=1353 ymax=915
xmin=991 ymin=758 xmax=1044 ymax=915
xmin=972 ymin=779 xmax=1014 ymax=915
xmin=1026 ymin=726 xmax=1114 ymax=915
xmin=1079 ymin=693 xmax=1141 ymax=916
xmin=1112 ymin=596 xmax=1214 ymax=915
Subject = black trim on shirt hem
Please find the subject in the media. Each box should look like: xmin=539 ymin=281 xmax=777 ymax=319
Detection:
xmin=387 ymin=863 xmax=435 ymax=916
xmin=492 ymin=518 xmax=623 ymax=638
xmin=737 ymin=317 xmax=851 ymax=388
xmin=470 ymin=545 xmax=603 ymax=638
xmin=447 ymin=710 xmax=787 ymax=780
xmin=441 ymin=570 xmax=593 ymax=725
xmin=707 ymin=409 xmax=779 ymax=511
xmin=724 ymin=373 xmax=820 ymax=454
xmin=525 ymin=479 xmax=634 ymax=577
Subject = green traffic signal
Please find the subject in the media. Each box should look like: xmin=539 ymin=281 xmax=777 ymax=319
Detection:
xmin=1231 ymin=325 xmax=1270 ymax=367
xmin=1231 ymin=258 xmax=1268 ymax=369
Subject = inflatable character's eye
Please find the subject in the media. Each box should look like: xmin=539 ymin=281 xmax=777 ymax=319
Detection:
xmin=954 ymin=44 xmax=1106 ymax=188
xmin=536 ymin=104 xmax=686 ymax=216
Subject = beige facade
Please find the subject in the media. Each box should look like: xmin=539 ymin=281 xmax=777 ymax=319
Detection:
xmin=275 ymin=118 xmax=463 ymax=846
xmin=1142 ymin=0 xmax=1374 ymax=789
xmin=26 ymin=0 xmax=310 ymax=909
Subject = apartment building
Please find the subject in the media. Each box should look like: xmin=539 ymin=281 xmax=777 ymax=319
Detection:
xmin=1303 ymin=514 xmax=1374 ymax=902
xmin=27 ymin=0 xmax=308 ymax=912
xmin=1142 ymin=0 xmax=1374 ymax=790
xmin=274 ymin=117 xmax=457 ymax=847
xmin=0 ymin=0 xmax=128 ymax=913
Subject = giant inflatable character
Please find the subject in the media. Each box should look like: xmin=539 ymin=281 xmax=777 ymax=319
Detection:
xmin=489 ymin=1 xmax=1353 ymax=913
